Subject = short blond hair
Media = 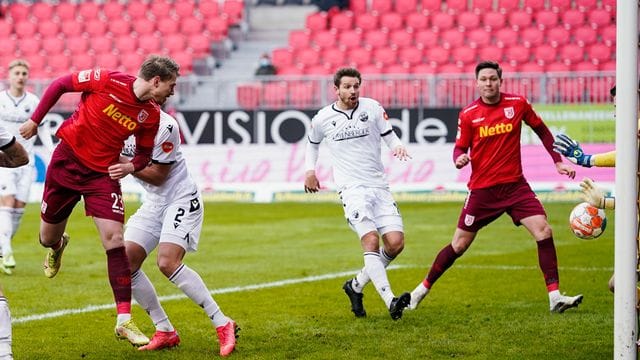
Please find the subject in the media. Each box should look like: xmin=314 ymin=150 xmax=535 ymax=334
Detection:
xmin=8 ymin=59 xmax=30 ymax=71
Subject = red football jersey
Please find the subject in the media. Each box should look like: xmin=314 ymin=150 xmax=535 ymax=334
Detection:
xmin=56 ymin=69 xmax=160 ymax=173
xmin=455 ymin=93 xmax=543 ymax=190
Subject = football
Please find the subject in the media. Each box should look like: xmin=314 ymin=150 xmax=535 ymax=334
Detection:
xmin=569 ymin=202 xmax=607 ymax=240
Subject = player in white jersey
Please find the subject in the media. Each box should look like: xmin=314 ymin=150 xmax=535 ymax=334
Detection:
xmin=304 ymin=67 xmax=412 ymax=320
xmin=122 ymin=110 xmax=238 ymax=356
xmin=0 ymin=59 xmax=54 ymax=274
xmin=0 ymin=123 xmax=29 ymax=360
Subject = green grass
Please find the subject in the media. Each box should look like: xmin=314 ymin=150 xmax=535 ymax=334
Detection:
xmin=5 ymin=201 xmax=614 ymax=359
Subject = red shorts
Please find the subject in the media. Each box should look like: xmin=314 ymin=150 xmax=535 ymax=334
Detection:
xmin=41 ymin=141 xmax=125 ymax=224
xmin=457 ymin=180 xmax=546 ymax=232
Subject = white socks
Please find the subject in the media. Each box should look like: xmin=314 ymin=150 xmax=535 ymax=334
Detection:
xmin=131 ymin=270 xmax=174 ymax=332
xmin=169 ymin=264 xmax=228 ymax=327
xmin=353 ymin=248 xmax=394 ymax=293
xmin=0 ymin=208 xmax=13 ymax=257
xmin=363 ymin=252 xmax=394 ymax=307
xmin=0 ymin=297 xmax=11 ymax=360
xmin=10 ymin=209 xmax=24 ymax=239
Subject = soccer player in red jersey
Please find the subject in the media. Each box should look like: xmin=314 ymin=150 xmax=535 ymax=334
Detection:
xmin=18 ymin=55 xmax=180 ymax=346
xmin=408 ymin=61 xmax=584 ymax=313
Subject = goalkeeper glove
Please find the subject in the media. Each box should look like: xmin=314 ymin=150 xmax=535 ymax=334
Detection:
xmin=553 ymin=133 xmax=593 ymax=167
xmin=579 ymin=177 xmax=615 ymax=209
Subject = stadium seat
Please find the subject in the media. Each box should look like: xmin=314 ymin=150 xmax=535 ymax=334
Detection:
xmin=107 ymin=18 xmax=131 ymax=37
xmin=133 ymin=17 xmax=158 ymax=36
xmin=90 ymin=37 xmax=113 ymax=55
xmin=271 ymin=48 xmax=294 ymax=68
xmin=138 ymin=34 xmax=163 ymax=54
xmin=48 ymin=54 xmax=72 ymax=74
xmin=411 ymin=63 xmax=437 ymax=74
xmin=575 ymin=0 xmax=597 ymax=11
xmin=296 ymin=47 xmax=321 ymax=67
xmin=587 ymin=43 xmax=612 ymax=64
xmin=60 ymin=20 xmax=84 ymax=37
xmin=471 ymin=0 xmax=494 ymax=14
xmin=189 ymin=34 xmax=212 ymax=57
xmin=380 ymin=13 xmax=404 ymax=31
xmin=42 ymin=37 xmax=65 ymax=55
xmin=288 ymin=81 xmax=317 ymax=108
xmin=440 ymin=29 xmax=465 ymax=49
xmin=477 ymin=45 xmax=504 ymax=63
xmin=559 ymin=44 xmax=584 ymax=65
xmin=206 ymin=16 xmax=229 ymax=41
xmin=313 ymin=30 xmax=338 ymax=49
xmin=431 ymin=11 xmax=455 ymax=31
xmin=180 ymin=18 xmax=204 ymax=36
xmin=445 ymin=0 xmax=467 ymax=13
xmin=102 ymin=1 xmax=125 ymax=19
xmin=394 ymin=79 xmax=421 ymax=106
xmin=414 ymin=30 xmax=439 ymax=48
xmin=421 ymin=0 xmax=442 ymax=14
xmin=405 ymin=12 xmax=429 ymax=31
xmin=72 ymin=54 xmax=95 ymax=71
xmin=14 ymin=20 xmax=37 ymax=39
xmin=38 ymin=20 xmax=61 ymax=37
xmin=482 ymin=11 xmax=506 ymax=31
xmin=425 ymin=47 xmax=450 ymax=67
xmin=222 ymin=0 xmax=244 ymax=26
xmin=114 ymin=36 xmax=139 ymax=53
xmin=363 ymin=29 xmax=389 ymax=48
xmin=534 ymin=10 xmax=558 ymax=30
xmin=174 ymin=0 xmax=196 ymax=19
xmin=438 ymin=63 xmax=464 ymax=73
xmin=522 ymin=0 xmax=545 ymax=13
xmin=518 ymin=62 xmax=545 ymax=73
xmin=18 ymin=38 xmax=41 ymax=56
xmin=305 ymin=12 xmax=327 ymax=32
xmin=384 ymin=63 xmax=410 ymax=74
xmin=572 ymin=26 xmax=597 ymax=47
xmin=2 ymin=40 xmax=17 ymax=56
xmin=361 ymin=80 xmax=392 ymax=106
xmin=389 ymin=29 xmax=413 ymax=48
xmin=497 ymin=0 xmax=521 ymax=14
xmin=98 ymin=52 xmax=120 ymax=69
xmin=354 ymin=12 xmax=379 ymax=31
xmin=466 ymin=28 xmax=491 ymax=48
xmin=520 ymin=27 xmax=544 ymax=48
xmin=289 ymin=30 xmax=312 ymax=50
xmin=237 ymin=83 xmax=262 ymax=109
xmin=573 ymin=61 xmax=598 ymax=71
xmin=55 ymin=1 xmax=77 ymax=22
xmin=457 ymin=11 xmax=480 ymax=30
xmin=120 ymin=52 xmax=146 ymax=73
xmin=587 ymin=9 xmax=613 ymax=29
xmin=372 ymin=47 xmax=397 ymax=66
xmin=198 ymin=0 xmax=220 ymax=17
xmin=347 ymin=46 xmax=373 ymax=67
xmin=560 ymin=9 xmax=585 ymax=30
xmin=65 ymin=35 xmax=90 ymax=55
xmin=276 ymin=65 xmax=304 ymax=75
xmin=599 ymin=60 xmax=615 ymax=71
xmin=32 ymin=2 xmax=55 ymax=21
xmin=78 ymin=1 xmax=100 ymax=20
xmin=549 ymin=0 xmax=572 ymax=12
xmin=601 ymin=0 xmax=615 ymax=11
xmin=504 ymin=45 xmax=530 ymax=65
xmin=508 ymin=10 xmax=532 ymax=31
xmin=85 ymin=21 xmax=108 ymax=37
xmin=372 ymin=0 xmax=393 ymax=13
xmin=262 ymin=81 xmax=288 ymax=108
xmin=126 ymin=1 xmax=149 ymax=20
xmin=533 ymin=44 xmax=558 ymax=65
xmin=163 ymin=34 xmax=188 ymax=53
xmin=359 ymin=62 xmax=384 ymax=74
xmin=600 ymin=25 xmax=616 ymax=47
xmin=494 ymin=28 xmax=518 ymax=48
xmin=349 ymin=0 xmax=368 ymax=13
xmin=398 ymin=47 xmax=423 ymax=66
xmin=330 ymin=11 xmax=353 ymax=31
xmin=452 ymin=46 xmax=477 ymax=66
xmin=546 ymin=26 xmax=570 ymax=47
xmin=394 ymin=0 xmax=418 ymax=14
xmin=0 ymin=22 xmax=11 ymax=38
xmin=305 ymin=64 xmax=333 ymax=75
xmin=338 ymin=29 xmax=363 ymax=49
xmin=321 ymin=47 xmax=347 ymax=68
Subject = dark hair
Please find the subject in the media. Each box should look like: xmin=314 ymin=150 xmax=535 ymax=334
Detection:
xmin=333 ymin=67 xmax=361 ymax=87
xmin=138 ymin=55 xmax=180 ymax=81
xmin=475 ymin=61 xmax=502 ymax=79
xmin=610 ymin=85 xmax=616 ymax=97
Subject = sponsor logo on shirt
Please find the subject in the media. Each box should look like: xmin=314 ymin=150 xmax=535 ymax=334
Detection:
xmin=161 ymin=141 xmax=174 ymax=153
xmin=103 ymin=104 xmax=137 ymax=131
xmin=333 ymin=127 xmax=370 ymax=141
xmin=77 ymin=70 xmax=91 ymax=83
xmin=478 ymin=123 xmax=513 ymax=138
xmin=109 ymin=94 xmax=123 ymax=103
xmin=471 ymin=117 xmax=485 ymax=123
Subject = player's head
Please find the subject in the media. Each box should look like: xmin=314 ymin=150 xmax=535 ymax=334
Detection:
xmin=138 ymin=55 xmax=180 ymax=104
xmin=333 ymin=67 xmax=361 ymax=110
xmin=475 ymin=61 xmax=502 ymax=104
xmin=8 ymin=59 xmax=30 ymax=93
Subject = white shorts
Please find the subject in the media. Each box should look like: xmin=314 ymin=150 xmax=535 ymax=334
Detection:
xmin=124 ymin=194 xmax=203 ymax=254
xmin=0 ymin=165 xmax=34 ymax=202
xmin=340 ymin=186 xmax=403 ymax=239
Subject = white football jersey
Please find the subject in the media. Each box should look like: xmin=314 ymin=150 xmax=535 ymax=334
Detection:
xmin=0 ymin=124 xmax=14 ymax=148
xmin=0 ymin=90 xmax=40 ymax=157
xmin=123 ymin=111 xmax=198 ymax=203
xmin=307 ymin=97 xmax=394 ymax=190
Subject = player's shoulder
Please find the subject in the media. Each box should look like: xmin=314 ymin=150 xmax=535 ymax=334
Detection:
xmin=25 ymin=91 xmax=40 ymax=103
xmin=160 ymin=110 xmax=179 ymax=128
xmin=358 ymin=97 xmax=382 ymax=108
xmin=460 ymin=98 xmax=482 ymax=116
xmin=312 ymin=103 xmax=334 ymax=121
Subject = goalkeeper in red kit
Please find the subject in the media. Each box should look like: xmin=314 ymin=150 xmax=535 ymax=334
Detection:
xmin=18 ymin=55 xmax=180 ymax=347
xmin=408 ymin=61 xmax=584 ymax=313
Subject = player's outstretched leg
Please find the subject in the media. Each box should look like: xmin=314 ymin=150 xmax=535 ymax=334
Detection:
xmin=216 ymin=320 xmax=239 ymax=357
xmin=43 ymin=233 xmax=69 ymax=278
xmin=408 ymin=281 xmax=429 ymax=310
xmin=139 ymin=330 xmax=180 ymax=351
xmin=388 ymin=292 xmax=411 ymax=320
xmin=549 ymin=292 xmax=583 ymax=313
xmin=115 ymin=319 xmax=150 ymax=347
xmin=342 ymin=279 xmax=366 ymax=317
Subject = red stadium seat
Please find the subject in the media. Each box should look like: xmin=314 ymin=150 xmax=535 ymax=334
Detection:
xmin=150 ymin=2 xmax=171 ymax=17
xmin=497 ymin=0 xmax=521 ymax=13
xmin=394 ymin=0 xmax=418 ymax=14
xmin=14 ymin=20 xmax=37 ymax=39
xmin=520 ymin=27 xmax=544 ymax=48
xmin=38 ymin=20 xmax=61 ymax=37
xmin=549 ymin=0 xmax=572 ymax=12
xmin=533 ymin=44 xmax=558 ymax=65
xmin=395 ymin=79 xmax=421 ymax=106
xmin=305 ymin=12 xmax=327 ymax=32
xmin=7 ymin=2 xmax=29 ymax=21
xmin=414 ymin=30 xmax=438 ymax=48
xmin=18 ymin=38 xmax=41 ymax=56
xmin=354 ymin=13 xmax=379 ymax=31
xmin=522 ymin=0 xmax=545 ymax=13
xmin=587 ymin=43 xmax=612 ymax=64
xmin=180 ymin=18 xmax=204 ymax=36
xmin=504 ymin=45 xmax=530 ymax=65
xmin=126 ymin=1 xmax=148 ymax=20
xmin=384 ymin=64 xmax=410 ymax=74
xmin=519 ymin=62 xmax=545 ymax=73
xmin=237 ymin=83 xmax=262 ymax=110
xmin=425 ymin=47 xmax=450 ymax=66
xmin=114 ymin=36 xmax=139 ymax=53
xmin=174 ymin=0 xmax=196 ymax=19
xmin=457 ymin=11 xmax=480 ymax=30
xmin=600 ymin=25 xmax=616 ymax=47
xmin=198 ymin=0 xmax=220 ymax=17
xmin=440 ymin=29 xmax=465 ymax=49
xmin=411 ymin=63 xmax=437 ymax=74
xmin=42 ymin=37 xmax=65 ymax=55
xmin=482 ymin=11 xmax=506 ymax=31
xmin=363 ymin=29 xmax=389 ymax=48
xmin=478 ymin=45 xmax=504 ymax=62
xmin=405 ymin=12 xmax=429 ymax=31
xmin=296 ymin=47 xmax=321 ymax=67
xmin=72 ymin=54 xmax=95 ymax=71
xmin=438 ymin=63 xmax=464 ymax=73
xmin=338 ymin=29 xmax=363 ymax=49
xmin=574 ymin=0 xmax=597 ymax=11
xmin=78 ymin=1 xmax=100 ymax=20
xmin=222 ymin=0 xmax=244 ymax=26
xmin=534 ymin=10 xmax=558 ymax=30
xmin=60 ymin=20 xmax=84 ymax=37
xmin=107 ymin=18 xmax=131 ymax=37
xmin=546 ymin=27 xmax=571 ymax=48
xmin=431 ymin=11 xmax=455 ymax=31
xmin=262 ymin=81 xmax=287 ymax=108
xmin=471 ymin=0 xmax=494 ymax=13
xmin=347 ymin=46 xmax=373 ymax=67
xmin=98 ymin=53 xmax=120 ymax=69
xmin=289 ymin=30 xmax=312 ymax=50
xmin=329 ymin=11 xmax=353 ymax=31
xmin=1 ymin=40 xmax=16 ymax=56
xmin=421 ymin=0 xmax=442 ymax=14
xmin=188 ymin=34 xmax=212 ymax=56
xmin=372 ymin=0 xmax=393 ymax=13
xmin=599 ymin=60 xmax=615 ymax=71
xmin=587 ymin=9 xmax=613 ymax=29
xmin=66 ymin=36 xmax=91 ymax=55
xmin=379 ymin=13 xmax=404 ymax=31
xmin=349 ymin=0 xmax=368 ymax=13
xmin=560 ymin=9 xmax=585 ymax=30
xmin=90 ymin=37 xmax=113 ymax=55
xmin=494 ymin=28 xmax=518 ymax=48
xmin=164 ymin=34 xmax=188 ymax=53
xmin=372 ymin=47 xmax=398 ymax=66
xmin=138 ymin=34 xmax=163 ymax=54
xmin=508 ymin=10 xmax=532 ymax=31
xmin=321 ymin=47 xmax=347 ymax=68
xmin=133 ymin=17 xmax=158 ymax=36
xmin=573 ymin=61 xmax=598 ymax=71
xmin=305 ymin=64 xmax=333 ymax=75
xmin=205 ymin=16 xmax=229 ymax=41
xmin=48 ymin=54 xmax=71 ymax=74
xmin=389 ymin=29 xmax=413 ymax=48
xmin=120 ymin=52 xmax=145 ymax=73
xmin=271 ymin=48 xmax=294 ymax=68
xmin=102 ymin=1 xmax=125 ymax=19
xmin=32 ymin=2 xmax=55 ymax=21
xmin=573 ymin=26 xmax=597 ymax=47
xmin=466 ymin=28 xmax=491 ymax=48
xmin=452 ymin=46 xmax=477 ymax=66
xmin=601 ymin=0 xmax=615 ymax=11
xmin=361 ymin=80 xmax=392 ymax=106
xmin=0 ymin=22 xmax=11 ymax=38
xmin=55 ymin=1 xmax=77 ymax=22
xmin=172 ymin=51 xmax=194 ymax=73
xmin=398 ymin=47 xmax=423 ymax=66
xmin=445 ymin=0 xmax=467 ymax=13
xmin=288 ymin=81 xmax=317 ymax=108
xmin=313 ymin=30 xmax=337 ymax=49
xmin=84 ymin=21 xmax=108 ymax=37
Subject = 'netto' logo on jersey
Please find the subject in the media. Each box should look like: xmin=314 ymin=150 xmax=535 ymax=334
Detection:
xmin=103 ymin=104 xmax=137 ymax=131
xmin=478 ymin=123 xmax=512 ymax=137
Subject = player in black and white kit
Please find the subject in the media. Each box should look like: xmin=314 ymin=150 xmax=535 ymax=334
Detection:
xmin=304 ymin=67 xmax=412 ymax=320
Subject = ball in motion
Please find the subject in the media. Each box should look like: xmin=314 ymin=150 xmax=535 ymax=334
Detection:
xmin=569 ymin=202 xmax=607 ymax=239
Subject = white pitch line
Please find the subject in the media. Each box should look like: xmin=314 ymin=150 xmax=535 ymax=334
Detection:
xmin=12 ymin=263 xmax=611 ymax=324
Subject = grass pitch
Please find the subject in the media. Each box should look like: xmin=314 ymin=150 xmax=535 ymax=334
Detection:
xmin=5 ymin=201 xmax=614 ymax=359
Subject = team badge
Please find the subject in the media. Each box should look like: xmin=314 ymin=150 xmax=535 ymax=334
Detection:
xmin=161 ymin=141 xmax=174 ymax=153
xmin=504 ymin=107 xmax=514 ymax=119
xmin=137 ymin=110 xmax=149 ymax=123
xmin=358 ymin=112 xmax=368 ymax=122
xmin=464 ymin=214 xmax=475 ymax=226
